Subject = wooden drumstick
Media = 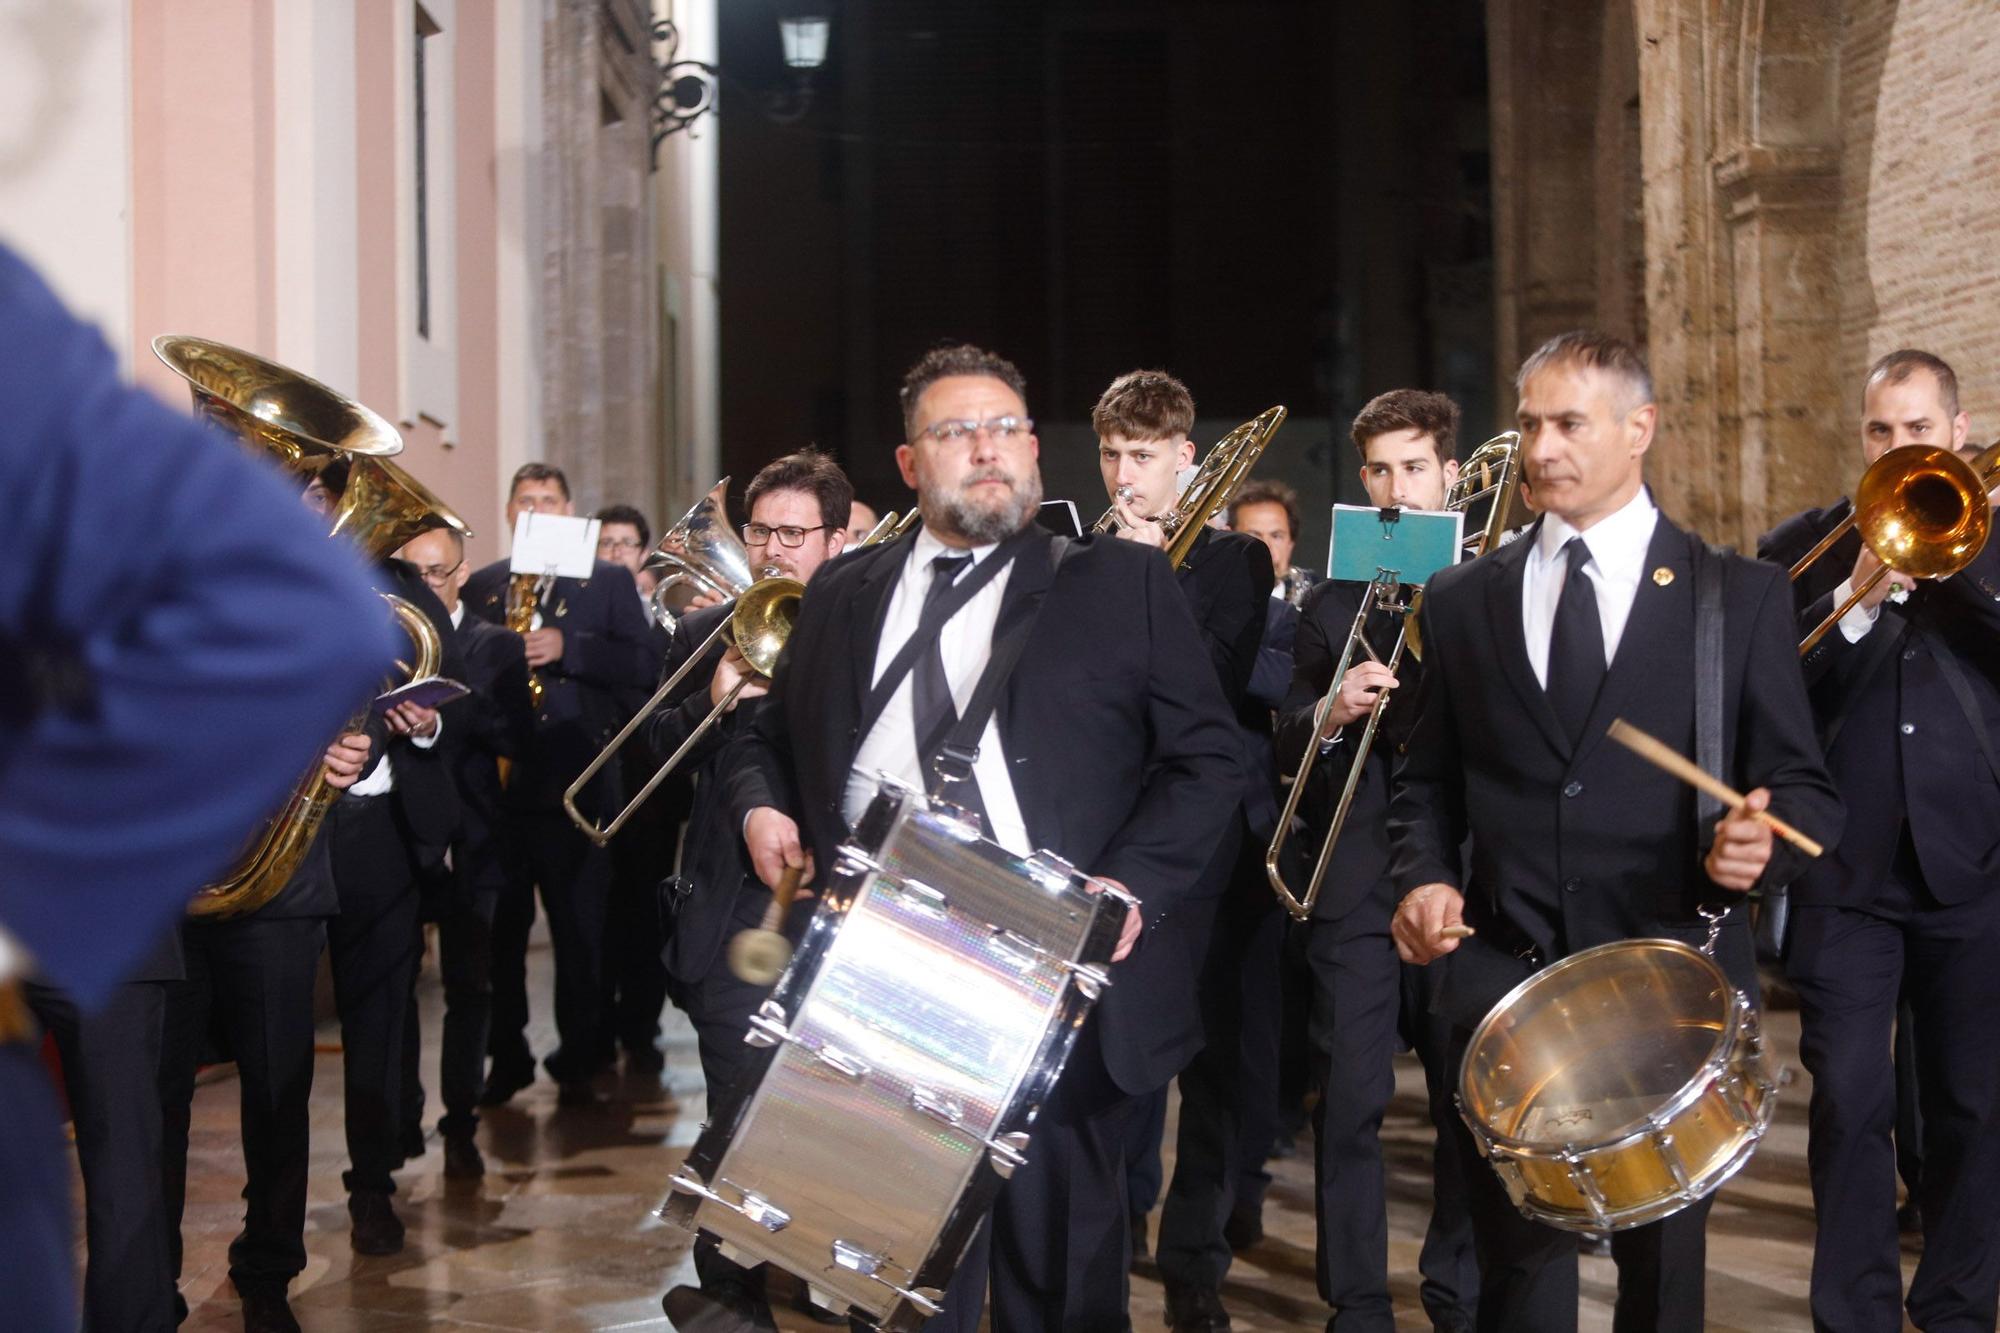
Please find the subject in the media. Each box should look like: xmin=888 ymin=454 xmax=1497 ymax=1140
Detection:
xmin=727 ymin=864 xmax=805 ymax=986
xmin=1606 ymin=718 xmax=1825 ymax=858
xmin=1439 ymin=924 xmax=1477 ymax=940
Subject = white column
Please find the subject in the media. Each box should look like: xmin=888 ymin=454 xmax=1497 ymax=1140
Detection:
xmin=272 ymin=0 xmax=360 ymax=390
xmin=493 ymin=0 xmax=545 ymax=532
xmin=0 ymin=0 xmax=134 ymax=363
xmin=654 ymin=0 xmax=721 ymax=512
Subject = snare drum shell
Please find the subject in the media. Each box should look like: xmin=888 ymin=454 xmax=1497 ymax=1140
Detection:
xmin=662 ymin=782 xmax=1126 ymax=1328
xmin=1458 ymin=938 xmax=1781 ymax=1232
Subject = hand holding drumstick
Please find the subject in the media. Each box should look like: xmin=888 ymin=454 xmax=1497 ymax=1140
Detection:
xmin=1606 ymin=718 xmax=1823 ymax=892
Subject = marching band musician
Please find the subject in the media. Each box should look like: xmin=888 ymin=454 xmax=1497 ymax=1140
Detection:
xmin=649 ymin=449 xmax=851 ymax=1327
xmin=1274 ymin=389 xmax=1479 ymax=1333
xmin=1758 ymin=349 xmax=2000 ymax=1333
xmin=466 ymin=465 xmax=661 ymax=1108
xmin=728 ymin=344 xmax=1242 ymax=1331
xmin=1090 ymin=370 xmax=1277 ymax=1333
xmin=396 ymin=523 xmax=536 ymax=1181
xmin=1387 ymin=332 xmax=1843 ymax=1333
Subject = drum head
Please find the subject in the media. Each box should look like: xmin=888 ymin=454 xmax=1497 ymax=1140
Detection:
xmin=1460 ymin=938 xmax=1735 ymax=1152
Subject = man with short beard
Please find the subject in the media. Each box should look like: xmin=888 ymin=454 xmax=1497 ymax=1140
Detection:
xmin=728 ymin=343 xmax=1243 ymax=1331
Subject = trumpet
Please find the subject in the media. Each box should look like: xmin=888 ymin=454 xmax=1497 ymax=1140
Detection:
xmin=1264 ymin=431 xmax=1520 ymax=921
xmin=1790 ymin=440 xmax=2000 ymax=654
xmin=562 ymin=502 xmax=921 ymax=845
xmin=1090 ymin=406 xmax=1288 ymax=570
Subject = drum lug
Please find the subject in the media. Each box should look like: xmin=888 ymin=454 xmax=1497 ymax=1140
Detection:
xmin=986 ymin=1130 xmax=1030 ymax=1178
xmin=1064 ymin=961 xmax=1110 ymax=1001
xmin=814 ymin=1045 xmax=872 ymax=1081
xmin=910 ymin=1086 xmax=966 ymax=1127
xmin=664 ymin=1171 xmax=793 ymax=1233
xmin=830 ymin=1240 xmax=945 ymax=1317
xmin=1559 ymin=1149 xmax=1613 ymax=1229
xmin=745 ymin=1000 xmax=790 ymax=1048
xmin=1026 ymin=848 xmax=1079 ymax=892
xmin=1648 ymin=1119 xmax=1698 ymax=1196
xmin=1087 ymin=874 xmax=1139 ymax=908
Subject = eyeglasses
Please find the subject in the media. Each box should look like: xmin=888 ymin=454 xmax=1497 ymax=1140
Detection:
xmin=743 ymin=523 xmax=830 ymax=548
xmin=912 ymin=415 xmax=1034 ymax=445
xmin=597 ymin=536 xmax=646 ymax=553
xmin=414 ymin=558 xmax=465 ymax=586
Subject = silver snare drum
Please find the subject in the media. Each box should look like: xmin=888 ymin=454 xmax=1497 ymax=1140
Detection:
xmin=659 ymin=778 xmax=1129 ymax=1330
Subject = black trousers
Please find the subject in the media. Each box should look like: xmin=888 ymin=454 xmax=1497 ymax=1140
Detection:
xmin=1157 ymin=835 xmax=1283 ymax=1291
xmin=162 ymin=914 xmax=324 ymax=1287
xmin=1399 ymin=956 xmax=1481 ymax=1330
xmin=0 ymin=1041 xmax=73 ymax=1331
xmin=26 ymin=980 xmax=177 ymax=1333
xmin=1788 ymin=833 xmax=2000 ymax=1333
xmin=402 ymin=881 xmax=500 ymax=1142
xmin=489 ymin=809 xmax=612 ymax=1084
xmin=1447 ymin=1022 xmax=1711 ymax=1333
xmin=923 ymin=1024 xmax=1142 ymax=1333
xmin=604 ymin=813 xmax=676 ymax=1058
xmin=325 ymin=795 xmax=422 ymax=1196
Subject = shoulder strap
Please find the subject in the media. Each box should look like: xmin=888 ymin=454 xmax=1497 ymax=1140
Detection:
xmin=1693 ymin=540 xmax=1727 ymax=832
xmin=855 ymin=525 xmax=1041 ymax=740
xmin=932 ymin=534 xmax=1075 ymax=791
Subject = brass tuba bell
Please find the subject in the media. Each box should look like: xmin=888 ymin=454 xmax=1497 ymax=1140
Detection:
xmin=642 ymin=478 xmax=761 ymax=633
xmin=153 ymin=335 xmax=470 ymax=917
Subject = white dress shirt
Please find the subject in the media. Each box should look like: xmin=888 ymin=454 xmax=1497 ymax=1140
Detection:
xmin=844 ymin=527 xmax=1031 ymax=854
xmin=349 ymin=604 xmax=448 ymax=796
xmin=1522 ymin=487 xmax=1660 ymax=686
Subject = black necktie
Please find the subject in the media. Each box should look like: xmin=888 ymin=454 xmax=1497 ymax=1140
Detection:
xmin=914 ymin=553 xmax=976 ymax=798
xmin=1546 ymin=536 xmax=1606 ymax=747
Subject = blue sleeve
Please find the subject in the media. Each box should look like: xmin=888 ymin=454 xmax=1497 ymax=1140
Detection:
xmin=0 ymin=247 xmax=400 ymax=1007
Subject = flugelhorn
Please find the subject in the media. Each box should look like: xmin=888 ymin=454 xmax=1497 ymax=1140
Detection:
xmin=1789 ymin=440 xmax=1999 ymax=653
xmin=153 ymin=335 xmax=469 ymax=917
xmin=1265 ymin=431 xmax=1520 ymax=921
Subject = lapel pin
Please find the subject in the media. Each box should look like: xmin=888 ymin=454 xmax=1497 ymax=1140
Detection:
xmin=555 ymin=598 xmax=569 ymax=618
xmin=1651 ymin=567 xmax=1674 ymax=587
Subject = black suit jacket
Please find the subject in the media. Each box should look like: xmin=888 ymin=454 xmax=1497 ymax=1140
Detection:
xmin=1389 ymin=512 xmax=1844 ymax=1005
xmin=1274 ymin=579 xmax=1424 ymax=922
xmin=641 ymin=600 xmax=754 ymax=985
xmin=1759 ymin=502 xmax=2000 ymax=907
xmin=464 ymin=558 xmax=662 ymax=815
xmin=724 ymin=529 xmax=1243 ymax=1095
xmin=447 ymin=613 xmax=535 ymax=900
xmin=1174 ymin=526 xmax=1276 ymax=717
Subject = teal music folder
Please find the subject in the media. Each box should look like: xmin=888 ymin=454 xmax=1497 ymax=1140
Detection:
xmin=1327 ymin=505 xmax=1464 ymax=587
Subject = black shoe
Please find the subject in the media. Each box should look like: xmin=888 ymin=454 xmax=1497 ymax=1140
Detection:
xmin=1222 ymin=1203 xmax=1264 ymax=1252
xmin=443 ymin=1133 xmax=486 ymax=1180
xmin=558 ymin=1079 xmax=606 ymax=1108
xmin=235 ymin=1280 xmax=299 ymax=1333
xmin=1129 ymin=1210 xmax=1150 ymax=1267
xmin=1898 ymin=1199 xmax=1922 ymax=1234
xmin=1163 ymin=1282 xmax=1231 ymax=1332
xmin=661 ymin=1281 xmax=778 ymax=1332
xmin=348 ymin=1189 xmax=406 ymax=1256
xmin=479 ymin=1056 xmax=535 ymax=1107
xmin=625 ymin=1043 xmax=667 ymax=1076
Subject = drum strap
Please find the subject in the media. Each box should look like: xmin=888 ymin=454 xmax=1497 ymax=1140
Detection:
xmin=1692 ymin=540 xmax=1745 ymax=948
xmin=930 ymin=534 xmax=1077 ymax=805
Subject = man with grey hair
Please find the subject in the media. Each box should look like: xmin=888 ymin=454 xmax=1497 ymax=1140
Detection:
xmin=723 ymin=343 xmax=1242 ymax=1331
xmin=1390 ymin=330 xmax=1842 ymax=1332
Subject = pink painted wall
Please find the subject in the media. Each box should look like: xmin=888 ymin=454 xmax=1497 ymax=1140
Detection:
xmin=130 ymin=0 xmax=277 ymax=400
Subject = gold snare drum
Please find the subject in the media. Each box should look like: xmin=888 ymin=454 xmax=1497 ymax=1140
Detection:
xmin=1457 ymin=938 xmax=1779 ymax=1232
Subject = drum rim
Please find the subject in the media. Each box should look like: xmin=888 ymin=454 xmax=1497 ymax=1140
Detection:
xmin=1457 ymin=936 xmax=1747 ymax=1156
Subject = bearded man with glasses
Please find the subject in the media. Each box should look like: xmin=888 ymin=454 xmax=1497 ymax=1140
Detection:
xmin=704 ymin=344 xmax=1241 ymax=1332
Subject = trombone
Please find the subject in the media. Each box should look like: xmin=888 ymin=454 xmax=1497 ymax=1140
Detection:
xmin=561 ymin=501 xmax=922 ymax=845
xmin=1264 ymin=431 xmax=1521 ymax=921
xmin=1790 ymin=440 xmax=2000 ymax=654
xmin=1088 ymin=406 xmax=1288 ymax=569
